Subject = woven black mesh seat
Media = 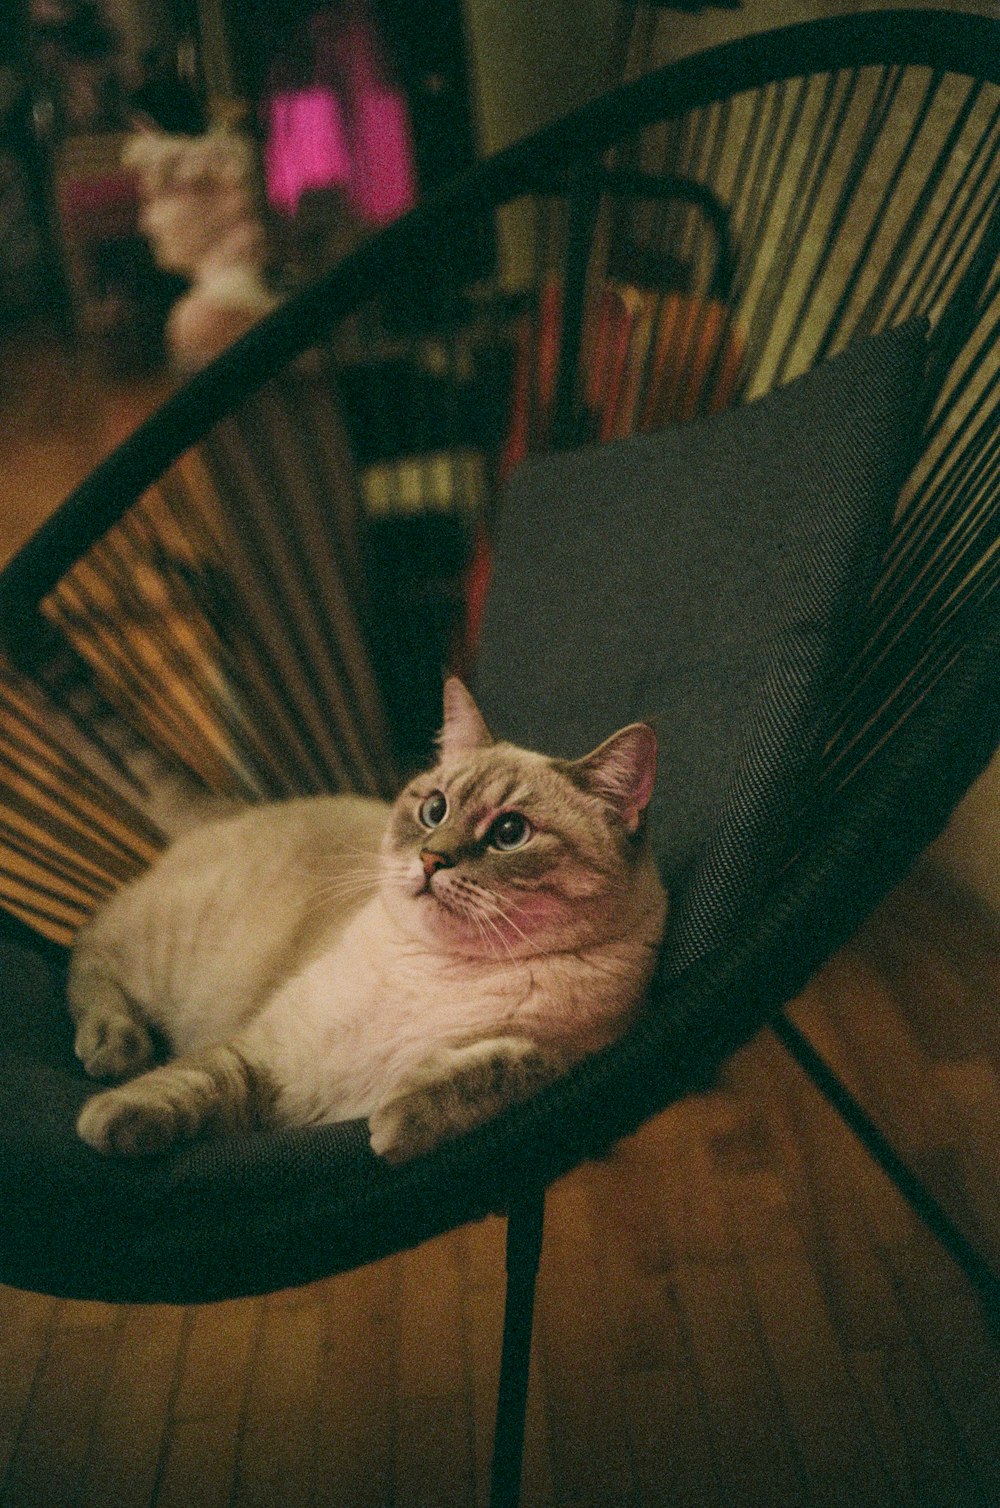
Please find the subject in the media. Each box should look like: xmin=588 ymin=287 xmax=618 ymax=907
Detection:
xmin=1 ymin=11 xmax=999 ymax=1503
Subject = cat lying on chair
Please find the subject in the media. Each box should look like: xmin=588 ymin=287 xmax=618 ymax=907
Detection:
xmin=71 ymin=680 xmax=667 ymax=1164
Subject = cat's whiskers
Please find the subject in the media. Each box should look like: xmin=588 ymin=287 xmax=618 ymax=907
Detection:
xmin=477 ymin=905 xmax=519 ymax=964
xmin=286 ymin=859 xmax=383 ymax=897
xmin=300 ymin=892 xmax=377 ymax=923
xmin=464 ymin=898 xmax=516 ymax=964
xmin=426 ymin=871 xmax=511 ymax=962
xmin=305 ymin=872 xmax=381 ymax=900
xmin=468 ymin=886 xmax=535 ymax=950
xmin=301 ymin=858 xmax=381 ymax=879
xmin=301 ymin=869 xmax=384 ymax=915
xmin=466 ymin=905 xmax=504 ymax=963
xmin=449 ymin=883 xmax=524 ymax=964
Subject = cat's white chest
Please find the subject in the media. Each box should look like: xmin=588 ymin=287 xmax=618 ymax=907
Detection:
xmin=243 ymin=898 xmax=525 ymax=1124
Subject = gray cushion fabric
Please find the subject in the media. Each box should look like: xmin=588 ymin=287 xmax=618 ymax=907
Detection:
xmin=475 ymin=318 xmax=929 ymax=973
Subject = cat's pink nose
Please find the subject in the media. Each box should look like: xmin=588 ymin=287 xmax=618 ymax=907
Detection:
xmin=420 ymin=849 xmax=452 ymax=878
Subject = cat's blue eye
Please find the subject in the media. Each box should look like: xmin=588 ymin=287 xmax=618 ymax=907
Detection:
xmin=418 ymin=791 xmax=448 ymax=828
xmin=488 ymin=812 xmax=532 ymax=851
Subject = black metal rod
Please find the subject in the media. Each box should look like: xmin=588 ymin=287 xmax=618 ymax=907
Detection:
xmin=490 ymin=1185 xmax=546 ymax=1508
xmin=550 ymin=167 xmax=599 ymax=453
xmin=771 ymin=1011 xmax=1000 ymax=1317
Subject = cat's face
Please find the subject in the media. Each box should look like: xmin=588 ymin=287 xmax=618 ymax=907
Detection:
xmin=379 ymin=679 xmax=663 ymax=959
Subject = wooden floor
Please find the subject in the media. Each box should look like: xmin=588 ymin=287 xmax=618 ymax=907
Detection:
xmin=0 ymin=328 xmax=169 ymax=571
xmin=1 ymin=333 xmax=1000 ymax=1507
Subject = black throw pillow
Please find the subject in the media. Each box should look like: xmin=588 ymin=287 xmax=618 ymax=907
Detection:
xmin=475 ymin=318 xmax=929 ymax=973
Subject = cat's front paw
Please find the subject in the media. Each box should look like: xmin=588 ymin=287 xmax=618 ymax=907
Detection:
xmin=369 ymin=1037 xmax=560 ymax=1164
xmin=369 ymin=1089 xmax=445 ymax=1165
xmin=74 ymin=1015 xmax=154 ymax=1082
xmin=77 ymin=1086 xmax=180 ymax=1157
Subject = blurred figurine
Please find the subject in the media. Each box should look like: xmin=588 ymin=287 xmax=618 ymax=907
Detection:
xmin=124 ymin=128 xmax=277 ymax=375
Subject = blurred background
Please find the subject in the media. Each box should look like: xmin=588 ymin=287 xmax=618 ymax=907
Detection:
xmin=2 ymin=0 xmax=997 ymax=896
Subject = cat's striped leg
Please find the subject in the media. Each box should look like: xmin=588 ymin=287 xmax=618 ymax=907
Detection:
xmin=76 ymin=1041 xmax=278 ymax=1157
xmin=369 ymin=1036 xmax=564 ymax=1164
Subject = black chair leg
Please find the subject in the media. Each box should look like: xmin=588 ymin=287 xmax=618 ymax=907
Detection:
xmin=771 ymin=1012 xmax=1000 ymax=1322
xmin=490 ymin=1185 xmax=546 ymax=1508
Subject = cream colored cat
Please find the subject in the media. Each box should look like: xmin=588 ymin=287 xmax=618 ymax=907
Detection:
xmin=71 ymin=679 xmax=667 ymax=1164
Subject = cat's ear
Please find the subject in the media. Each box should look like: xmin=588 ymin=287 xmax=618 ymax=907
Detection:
xmin=572 ymin=723 xmax=658 ymax=834
xmin=438 ymin=677 xmax=493 ymax=759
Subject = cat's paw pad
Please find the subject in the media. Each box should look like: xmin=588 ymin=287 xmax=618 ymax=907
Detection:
xmin=77 ymin=1089 xmax=178 ymax=1157
xmin=74 ymin=1016 xmax=154 ymax=1082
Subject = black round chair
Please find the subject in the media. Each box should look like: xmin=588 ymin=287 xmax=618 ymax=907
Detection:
xmin=1 ymin=12 xmax=999 ymax=1505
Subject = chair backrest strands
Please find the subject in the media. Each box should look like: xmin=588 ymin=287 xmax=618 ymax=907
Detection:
xmin=513 ymin=26 xmax=998 ymax=436
xmin=0 ymin=366 xmax=398 ymax=944
xmin=476 ymin=17 xmax=1000 ymax=927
